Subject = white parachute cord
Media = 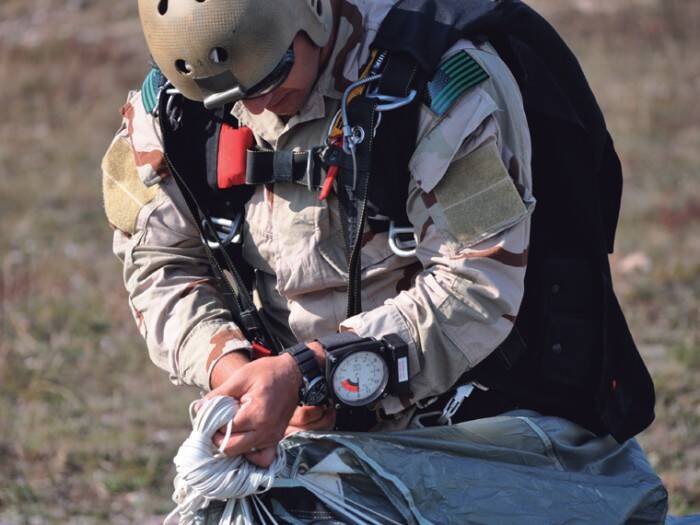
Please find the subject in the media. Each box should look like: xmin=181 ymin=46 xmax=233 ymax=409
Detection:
xmin=296 ymin=476 xmax=390 ymax=525
xmin=164 ymin=396 xmax=286 ymax=525
xmin=251 ymin=494 xmax=280 ymax=525
xmin=300 ymin=475 xmax=402 ymax=525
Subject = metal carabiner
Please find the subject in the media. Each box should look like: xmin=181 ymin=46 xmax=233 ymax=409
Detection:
xmin=388 ymin=221 xmax=417 ymax=258
xmin=366 ymin=89 xmax=418 ymax=112
xmin=365 ymin=87 xmax=416 ymax=137
xmin=201 ymin=214 xmax=243 ymax=250
xmin=164 ymin=85 xmax=184 ymax=128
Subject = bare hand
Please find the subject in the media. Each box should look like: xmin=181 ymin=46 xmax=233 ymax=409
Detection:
xmin=284 ymin=405 xmax=336 ymax=437
xmin=205 ymin=354 xmax=301 ymax=467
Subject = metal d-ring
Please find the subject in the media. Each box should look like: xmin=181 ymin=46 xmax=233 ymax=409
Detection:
xmin=164 ymin=85 xmax=184 ymax=128
xmin=388 ymin=221 xmax=417 ymax=257
xmin=201 ymin=214 xmax=243 ymax=250
xmin=350 ymin=126 xmax=365 ymax=145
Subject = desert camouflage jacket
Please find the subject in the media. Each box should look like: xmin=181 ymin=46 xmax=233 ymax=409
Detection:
xmin=102 ymin=0 xmax=535 ymax=429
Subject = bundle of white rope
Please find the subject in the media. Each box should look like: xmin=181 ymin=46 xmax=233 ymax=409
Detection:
xmin=164 ymin=396 xmax=286 ymax=525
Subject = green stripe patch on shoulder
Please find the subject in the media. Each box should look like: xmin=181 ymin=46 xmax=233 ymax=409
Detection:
xmin=141 ymin=66 xmax=165 ymax=115
xmin=426 ymin=51 xmax=490 ymax=116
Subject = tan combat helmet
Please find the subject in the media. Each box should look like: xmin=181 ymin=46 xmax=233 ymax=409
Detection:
xmin=138 ymin=0 xmax=333 ymax=108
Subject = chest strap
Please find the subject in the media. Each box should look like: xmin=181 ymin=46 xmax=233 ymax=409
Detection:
xmin=245 ymin=148 xmax=324 ymax=189
xmin=212 ymin=122 xmax=346 ymax=192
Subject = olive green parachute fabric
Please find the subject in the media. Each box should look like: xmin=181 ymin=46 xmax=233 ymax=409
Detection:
xmin=203 ymin=411 xmax=677 ymax=524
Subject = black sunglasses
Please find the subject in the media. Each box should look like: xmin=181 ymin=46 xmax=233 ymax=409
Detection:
xmin=243 ymin=48 xmax=296 ymax=100
xmin=200 ymin=47 xmax=295 ymax=109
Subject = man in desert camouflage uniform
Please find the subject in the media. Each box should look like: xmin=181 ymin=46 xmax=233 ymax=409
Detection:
xmin=102 ymin=0 xmax=534 ymax=467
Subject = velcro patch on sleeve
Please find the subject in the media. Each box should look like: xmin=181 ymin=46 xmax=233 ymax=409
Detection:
xmin=102 ymin=137 xmax=159 ymax=235
xmin=434 ymin=141 xmax=528 ymax=247
xmin=426 ymin=51 xmax=490 ymax=116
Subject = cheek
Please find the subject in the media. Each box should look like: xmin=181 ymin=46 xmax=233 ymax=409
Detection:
xmin=286 ymin=33 xmax=321 ymax=90
xmin=288 ymin=55 xmax=319 ymax=91
xmin=271 ymin=57 xmax=318 ymax=114
xmin=269 ymin=91 xmax=307 ymax=116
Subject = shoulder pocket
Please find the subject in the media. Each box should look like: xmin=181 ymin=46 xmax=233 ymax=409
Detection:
xmin=430 ymin=141 xmax=529 ymax=249
xmin=102 ymin=136 xmax=159 ymax=235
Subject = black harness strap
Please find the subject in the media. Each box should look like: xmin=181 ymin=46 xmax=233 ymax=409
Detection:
xmin=366 ymin=51 xmax=426 ymax=229
xmin=338 ymin=49 xmax=427 ymax=317
xmin=158 ymin=95 xmax=281 ymax=353
xmin=371 ymin=0 xmax=502 ymax=74
xmin=339 ymin=95 xmax=378 ymax=317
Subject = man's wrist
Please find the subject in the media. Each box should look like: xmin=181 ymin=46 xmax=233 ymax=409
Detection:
xmin=279 ymin=352 xmax=304 ymax=390
xmin=209 ymin=350 xmax=251 ymax=390
xmin=306 ymin=341 xmax=326 ymax=368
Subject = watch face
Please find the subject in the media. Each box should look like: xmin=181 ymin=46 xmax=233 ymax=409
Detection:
xmin=303 ymin=376 xmax=328 ymax=406
xmin=331 ymin=350 xmax=389 ymax=407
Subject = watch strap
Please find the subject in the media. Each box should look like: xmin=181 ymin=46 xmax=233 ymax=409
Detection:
xmin=286 ymin=342 xmax=322 ymax=380
xmin=316 ymin=332 xmax=366 ymax=352
xmin=284 ymin=342 xmax=326 ymax=405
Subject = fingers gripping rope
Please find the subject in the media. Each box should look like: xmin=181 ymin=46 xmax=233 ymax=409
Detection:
xmin=164 ymin=396 xmax=286 ymax=525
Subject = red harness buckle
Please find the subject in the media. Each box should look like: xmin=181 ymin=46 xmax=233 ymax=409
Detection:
xmin=319 ymin=138 xmax=343 ymax=201
xmin=251 ymin=341 xmax=273 ymax=360
xmin=319 ymin=165 xmax=339 ymax=201
xmin=217 ymin=125 xmax=254 ymax=189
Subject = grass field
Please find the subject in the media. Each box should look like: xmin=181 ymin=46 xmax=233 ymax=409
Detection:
xmin=0 ymin=0 xmax=698 ymax=522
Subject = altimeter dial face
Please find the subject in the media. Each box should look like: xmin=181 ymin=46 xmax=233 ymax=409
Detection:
xmin=331 ymin=351 xmax=389 ymax=407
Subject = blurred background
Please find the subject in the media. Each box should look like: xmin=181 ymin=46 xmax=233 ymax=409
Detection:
xmin=0 ymin=0 xmax=698 ymax=522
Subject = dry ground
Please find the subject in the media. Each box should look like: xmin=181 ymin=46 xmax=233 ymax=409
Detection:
xmin=0 ymin=0 xmax=698 ymax=522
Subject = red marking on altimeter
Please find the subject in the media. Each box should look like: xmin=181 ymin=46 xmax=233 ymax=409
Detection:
xmin=341 ymin=378 xmax=360 ymax=393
